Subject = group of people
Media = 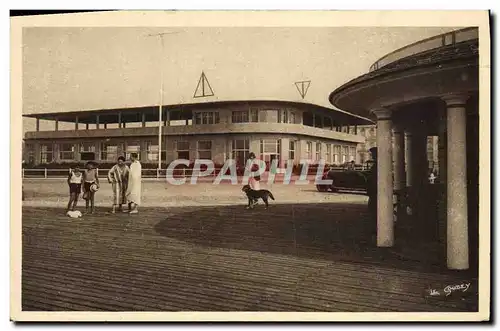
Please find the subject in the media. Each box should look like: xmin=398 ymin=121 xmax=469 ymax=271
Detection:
xmin=66 ymin=153 xmax=143 ymax=215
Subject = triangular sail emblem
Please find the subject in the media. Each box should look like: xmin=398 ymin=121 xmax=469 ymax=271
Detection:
xmin=294 ymin=80 xmax=311 ymax=99
xmin=193 ymin=71 xmax=215 ymax=98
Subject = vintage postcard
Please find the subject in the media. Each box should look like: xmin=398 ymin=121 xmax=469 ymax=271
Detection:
xmin=10 ymin=10 xmax=491 ymax=322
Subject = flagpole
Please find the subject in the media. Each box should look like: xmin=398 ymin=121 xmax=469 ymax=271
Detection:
xmin=146 ymin=31 xmax=181 ymax=171
xmin=158 ymin=35 xmax=164 ymax=171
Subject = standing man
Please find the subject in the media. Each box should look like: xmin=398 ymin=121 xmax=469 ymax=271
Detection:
xmin=108 ymin=156 xmax=130 ymax=214
xmin=366 ymin=147 xmax=378 ymax=224
xmin=126 ymin=153 xmax=142 ymax=214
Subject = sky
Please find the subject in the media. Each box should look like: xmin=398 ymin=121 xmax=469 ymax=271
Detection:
xmin=22 ymin=26 xmax=458 ymax=132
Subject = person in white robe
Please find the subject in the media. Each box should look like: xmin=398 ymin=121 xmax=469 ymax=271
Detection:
xmin=126 ymin=153 xmax=142 ymax=214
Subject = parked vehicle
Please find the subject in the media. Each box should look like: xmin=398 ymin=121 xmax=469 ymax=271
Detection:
xmin=316 ymin=161 xmax=374 ymax=193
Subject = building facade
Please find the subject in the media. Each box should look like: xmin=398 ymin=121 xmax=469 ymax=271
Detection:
xmin=23 ymin=100 xmax=372 ymax=168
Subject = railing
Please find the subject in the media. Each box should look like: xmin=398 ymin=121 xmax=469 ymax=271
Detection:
xmin=21 ymin=165 xmax=371 ymax=179
xmin=369 ymin=27 xmax=478 ymax=72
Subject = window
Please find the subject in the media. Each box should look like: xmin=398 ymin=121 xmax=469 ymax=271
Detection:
xmin=232 ymin=111 xmax=249 ymax=123
xmin=101 ymin=143 xmax=119 ymax=162
xmin=289 ymin=140 xmax=296 ymax=161
xmin=231 ymin=139 xmax=250 ymax=166
xmin=197 ymin=140 xmax=212 ymax=160
xmin=326 ymin=144 xmax=331 ymax=164
xmin=342 ymin=146 xmax=349 ymax=163
xmin=79 ymin=143 xmax=96 ymax=160
xmin=250 ymin=108 xmax=259 ymax=122
xmin=279 ymin=110 xmax=288 ymax=123
xmin=260 ymin=139 xmax=281 ymax=163
xmin=302 ymin=112 xmax=314 ymax=126
xmin=314 ymin=115 xmax=322 ymax=128
xmin=194 ymin=111 xmax=220 ymax=125
xmin=259 ymin=109 xmax=279 ymax=123
xmin=25 ymin=144 xmax=35 ymax=164
xmin=80 ymin=143 xmax=95 ymax=153
xmin=324 ymin=117 xmax=332 ymax=129
xmin=40 ymin=144 xmax=54 ymax=163
xmin=315 ymin=143 xmax=322 ymax=161
xmin=306 ymin=142 xmax=312 ymax=160
xmin=333 ymin=145 xmax=340 ymax=164
xmin=126 ymin=142 xmax=141 ymax=160
xmin=59 ymin=143 xmax=75 ymax=161
xmin=176 ymin=141 xmax=190 ymax=160
xmin=349 ymin=147 xmax=356 ymax=162
xmin=146 ymin=142 xmax=159 ymax=162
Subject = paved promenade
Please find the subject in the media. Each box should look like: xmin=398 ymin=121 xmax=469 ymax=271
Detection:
xmin=20 ymin=179 xmax=478 ymax=312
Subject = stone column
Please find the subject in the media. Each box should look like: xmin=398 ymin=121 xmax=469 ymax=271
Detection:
xmin=443 ymin=94 xmax=469 ymax=270
xmin=393 ymin=123 xmax=406 ymax=191
xmin=36 ymin=118 xmax=40 ymax=131
xmin=142 ymin=113 xmax=146 ymax=128
xmin=118 ymin=112 xmax=122 ymax=128
xmin=75 ymin=116 xmax=79 ymax=130
xmin=405 ymin=131 xmax=412 ymax=187
xmin=373 ymin=108 xmax=394 ymax=247
xmin=96 ymin=115 xmax=100 ymax=129
xmin=55 ymin=118 xmax=59 ymax=131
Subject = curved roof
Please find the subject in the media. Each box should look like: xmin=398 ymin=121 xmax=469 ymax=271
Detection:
xmin=329 ymin=37 xmax=479 ymax=110
xmin=23 ymin=99 xmax=374 ymax=126
xmin=369 ymin=27 xmax=478 ymax=72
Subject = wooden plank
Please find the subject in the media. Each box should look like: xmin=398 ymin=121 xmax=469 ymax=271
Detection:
xmin=21 ymin=206 xmax=478 ymax=312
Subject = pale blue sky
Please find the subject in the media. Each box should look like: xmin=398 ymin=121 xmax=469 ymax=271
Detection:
xmin=22 ymin=26 xmax=457 ymax=132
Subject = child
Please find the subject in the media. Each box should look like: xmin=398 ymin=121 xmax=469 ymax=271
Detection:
xmin=83 ymin=161 xmax=100 ymax=214
xmin=66 ymin=165 xmax=83 ymax=213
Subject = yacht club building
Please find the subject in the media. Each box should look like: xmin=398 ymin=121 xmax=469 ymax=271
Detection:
xmin=23 ymin=100 xmax=372 ymax=168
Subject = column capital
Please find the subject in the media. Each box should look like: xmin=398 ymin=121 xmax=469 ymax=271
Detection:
xmin=442 ymin=94 xmax=470 ymax=107
xmin=371 ymin=108 xmax=392 ymax=120
xmin=392 ymin=122 xmax=405 ymax=134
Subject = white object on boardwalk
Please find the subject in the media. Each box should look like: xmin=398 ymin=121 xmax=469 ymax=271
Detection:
xmin=66 ymin=210 xmax=82 ymax=218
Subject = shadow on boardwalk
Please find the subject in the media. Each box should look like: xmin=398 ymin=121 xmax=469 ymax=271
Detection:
xmin=21 ymin=202 xmax=479 ymax=312
xmin=153 ymin=202 xmax=477 ymax=277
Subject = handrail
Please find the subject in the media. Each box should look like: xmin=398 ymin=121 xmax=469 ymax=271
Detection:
xmin=369 ymin=27 xmax=478 ymax=72
xmin=21 ymin=165 xmax=371 ymax=179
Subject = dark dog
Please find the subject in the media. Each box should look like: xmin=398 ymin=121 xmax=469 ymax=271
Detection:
xmin=242 ymin=185 xmax=275 ymax=209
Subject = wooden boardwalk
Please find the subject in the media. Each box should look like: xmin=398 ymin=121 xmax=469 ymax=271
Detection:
xmin=21 ymin=203 xmax=478 ymax=312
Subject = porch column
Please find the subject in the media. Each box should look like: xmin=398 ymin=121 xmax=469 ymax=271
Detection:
xmin=166 ymin=110 xmax=170 ymax=126
xmin=393 ymin=123 xmax=405 ymax=191
xmin=443 ymin=94 xmax=469 ymax=270
xmin=75 ymin=116 xmax=79 ymax=130
xmin=96 ymin=115 xmax=100 ymax=129
xmin=55 ymin=117 xmax=59 ymax=131
xmin=405 ymin=131 xmax=412 ymax=187
xmin=373 ymin=108 xmax=394 ymax=247
xmin=118 ymin=112 xmax=122 ymax=128
xmin=36 ymin=118 xmax=40 ymax=131
xmin=142 ymin=113 xmax=146 ymax=128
